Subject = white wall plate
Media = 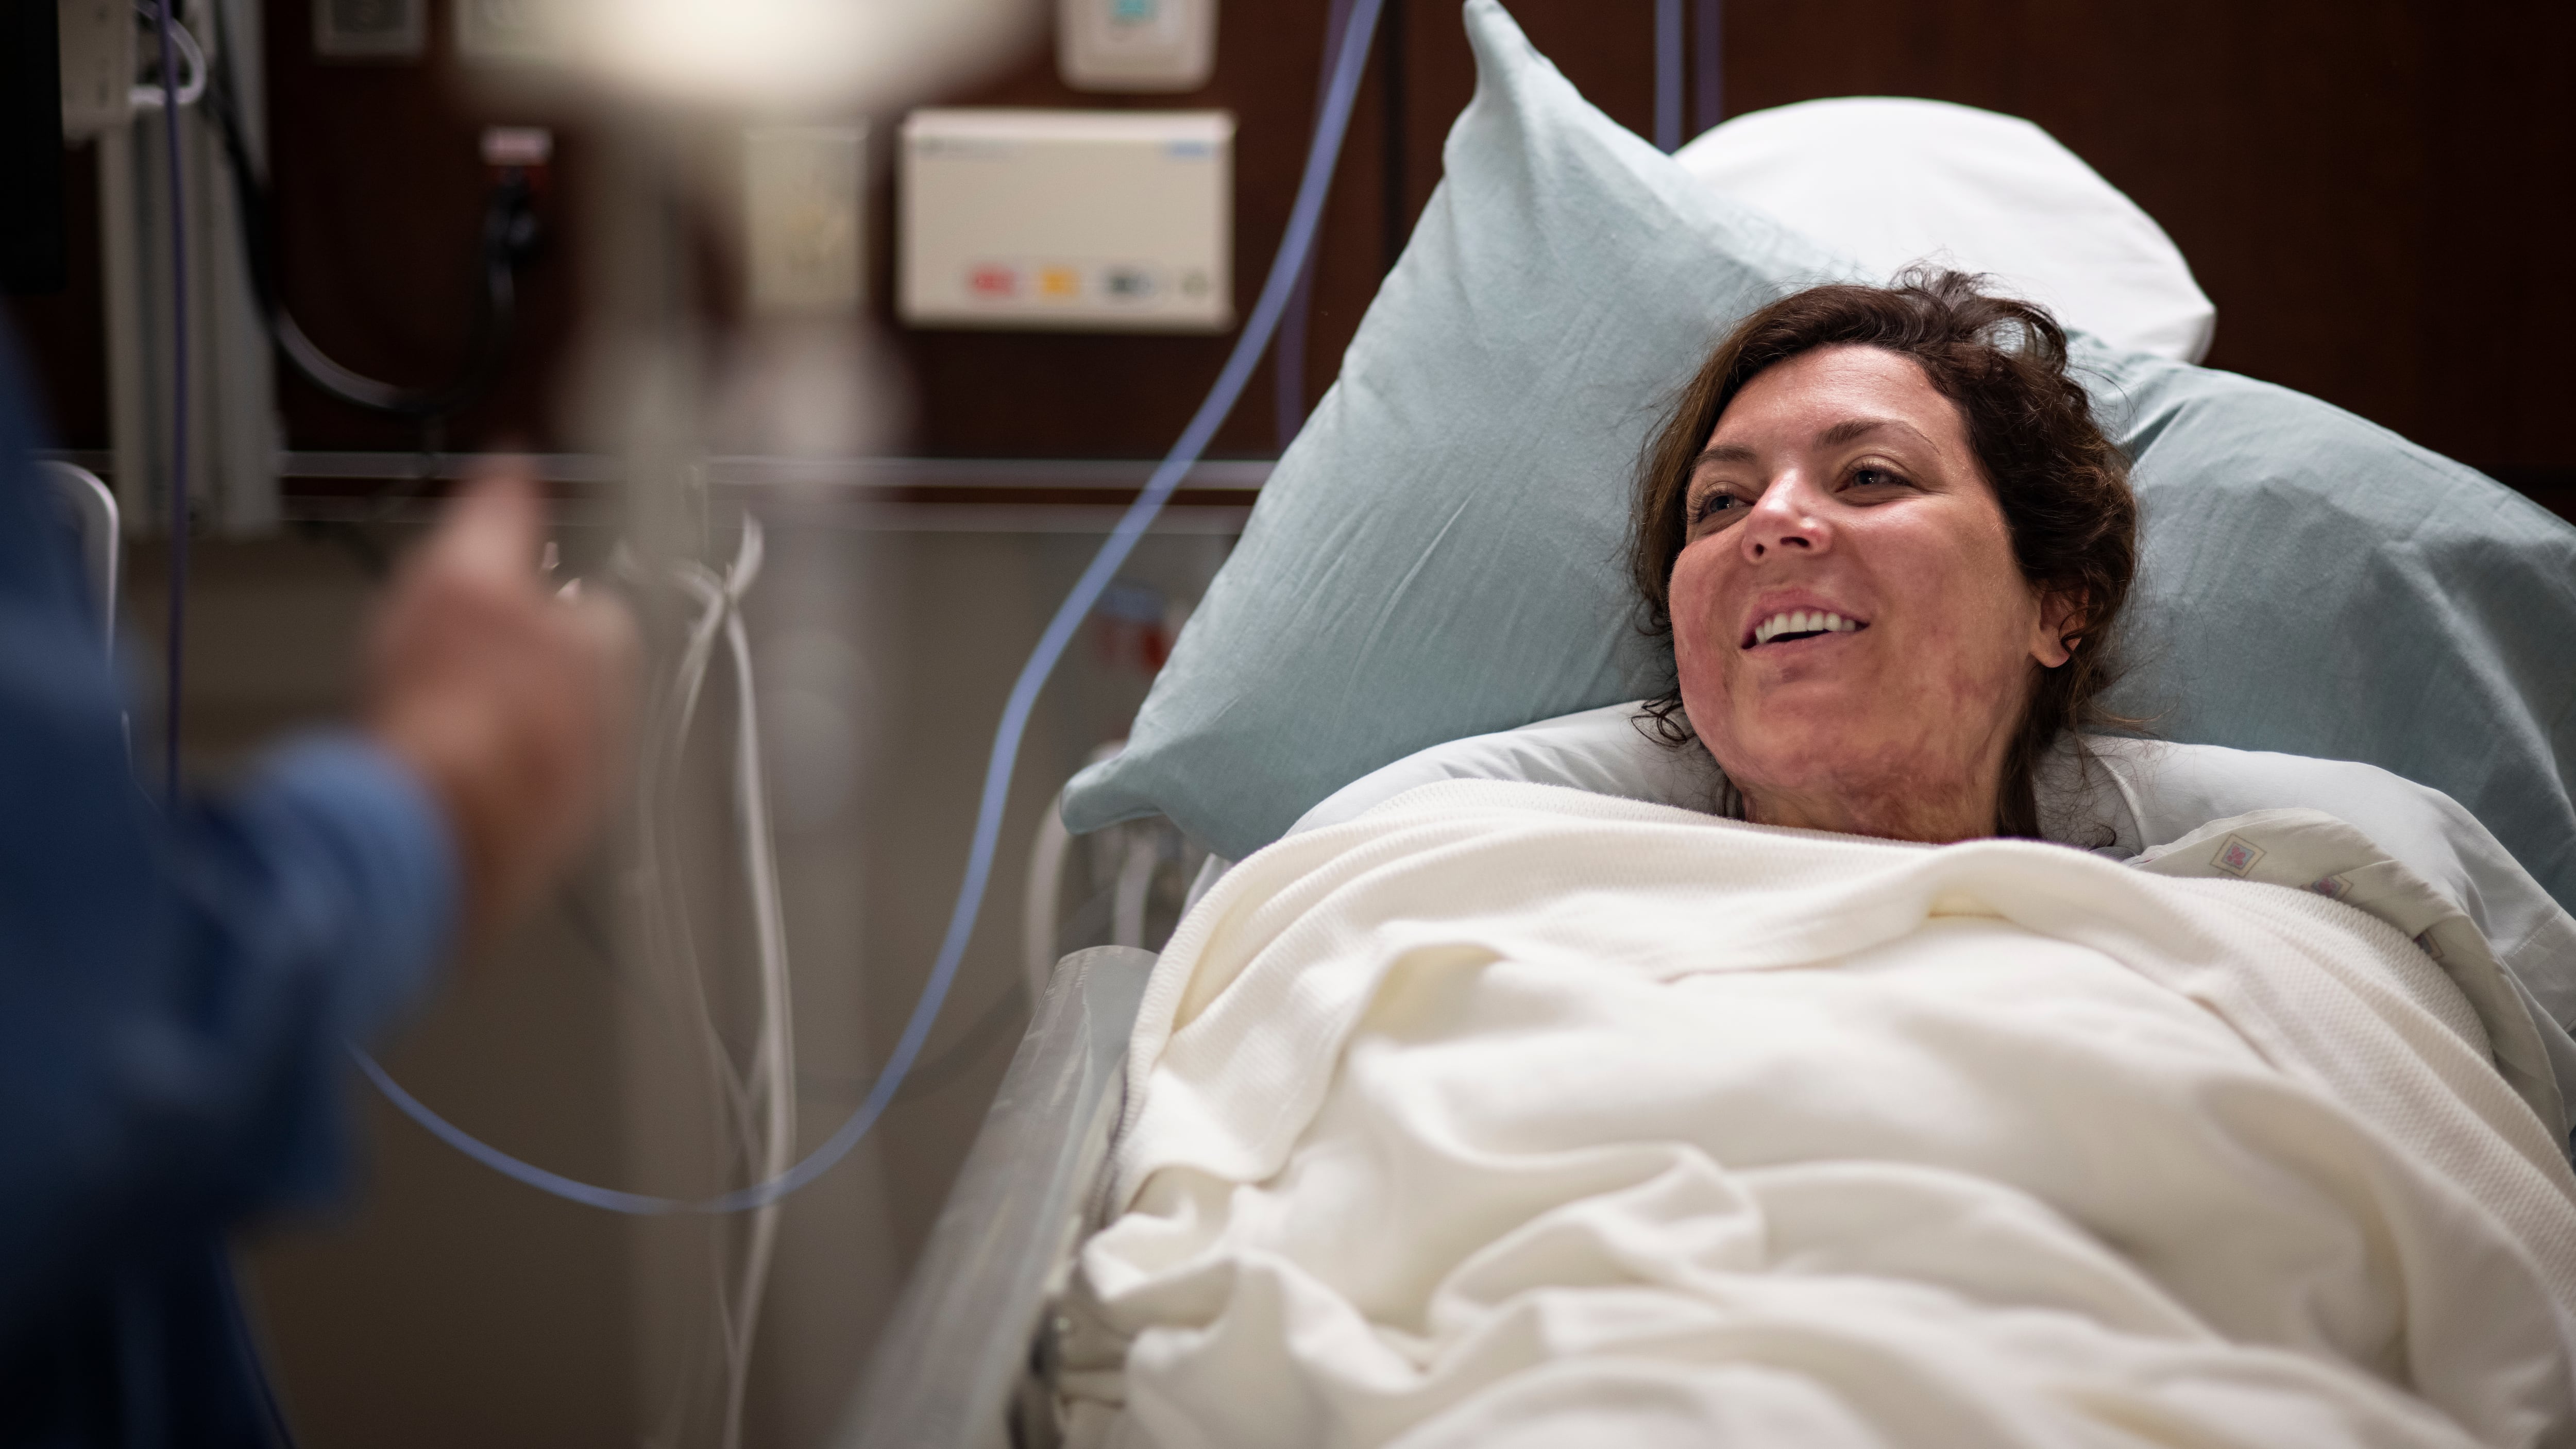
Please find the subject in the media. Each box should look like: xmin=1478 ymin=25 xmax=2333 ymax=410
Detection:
xmin=744 ymin=124 xmax=867 ymax=317
xmin=315 ymin=0 xmax=425 ymax=60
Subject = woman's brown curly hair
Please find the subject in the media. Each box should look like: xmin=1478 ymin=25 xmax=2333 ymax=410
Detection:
xmin=1630 ymin=268 xmax=2139 ymax=839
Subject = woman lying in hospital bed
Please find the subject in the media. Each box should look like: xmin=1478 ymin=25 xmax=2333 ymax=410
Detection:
xmin=1055 ymin=274 xmax=2576 ymax=1448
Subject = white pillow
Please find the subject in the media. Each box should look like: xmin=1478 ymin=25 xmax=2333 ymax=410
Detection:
xmin=1674 ymin=97 xmax=2216 ymax=363
xmin=1291 ymin=702 xmax=2576 ymax=1127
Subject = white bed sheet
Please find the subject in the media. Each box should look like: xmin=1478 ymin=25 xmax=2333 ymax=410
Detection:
xmin=1069 ymin=782 xmax=2576 ymax=1448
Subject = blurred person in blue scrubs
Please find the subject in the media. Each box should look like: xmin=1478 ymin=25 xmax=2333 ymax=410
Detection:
xmin=0 ymin=327 xmax=636 ymax=1444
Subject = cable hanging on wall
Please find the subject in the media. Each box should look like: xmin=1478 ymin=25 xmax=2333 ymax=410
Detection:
xmin=199 ymin=19 xmax=539 ymax=433
xmin=1694 ymin=0 xmax=1724 ymax=134
xmin=1655 ymin=0 xmax=1684 ymax=151
xmin=143 ymin=3 xmax=190 ymax=795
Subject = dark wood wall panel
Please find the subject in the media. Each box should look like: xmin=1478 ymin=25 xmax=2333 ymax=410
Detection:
xmin=7 ymin=145 xmax=107 ymax=446
xmin=2411 ymin=2 xmax=2576 ymax=475
xmin=256 ymin=0 xmax=587 ymax=452
xmin=8 ymin=0 xmax=2572 ymax=497
xmin=1720 ymin=0 xmax=2576 ymax=476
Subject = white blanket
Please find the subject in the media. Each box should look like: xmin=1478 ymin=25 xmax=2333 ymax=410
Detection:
xmin=1068 ymin=782 xmax=2576 ymax=1448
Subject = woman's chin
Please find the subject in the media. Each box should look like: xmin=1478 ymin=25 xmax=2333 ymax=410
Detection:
xmin=1702 ymin=693 xmax=1904 ymax=782
xmin=1718 ymin=670 xmax=1879 ymax=727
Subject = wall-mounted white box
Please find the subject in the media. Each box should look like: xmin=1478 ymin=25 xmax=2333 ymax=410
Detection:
xmin=57 ymin=0 xmax=134 ymax=138
xmin=900 ymin=109 xmax=1231 ymax=333
xmin=1058 ymin=0 xmax=1217 ymax=93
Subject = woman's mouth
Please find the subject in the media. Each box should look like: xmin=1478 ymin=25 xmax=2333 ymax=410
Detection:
xmin=1746 ymin=610 xmax=1867 ymax=648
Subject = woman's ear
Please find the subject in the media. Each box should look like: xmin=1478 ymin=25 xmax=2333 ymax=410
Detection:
xmin=2031 ymin=589 xmax=2086 ymax=669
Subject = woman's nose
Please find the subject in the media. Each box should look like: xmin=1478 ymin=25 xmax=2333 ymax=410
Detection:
xmin=1740 ymin=472 xmax=1832 ymax=561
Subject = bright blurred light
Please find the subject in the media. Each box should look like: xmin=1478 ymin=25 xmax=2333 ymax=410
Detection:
xmin=563 ymin=0 xmax=1038 ymax=113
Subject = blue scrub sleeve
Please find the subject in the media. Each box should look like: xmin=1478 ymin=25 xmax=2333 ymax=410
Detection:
xmin=163 ymin=735 xmax=461 ymax=1209
xmin=0 ymin=323 xmax=459 ymax=1357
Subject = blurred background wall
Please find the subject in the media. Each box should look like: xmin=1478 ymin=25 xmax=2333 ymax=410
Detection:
xmin=13 ymin=0 xmax=2576 ymax=495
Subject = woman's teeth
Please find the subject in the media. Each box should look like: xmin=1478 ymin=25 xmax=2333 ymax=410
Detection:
xmin=1752 ymin=610 xmax=1861 ymax=645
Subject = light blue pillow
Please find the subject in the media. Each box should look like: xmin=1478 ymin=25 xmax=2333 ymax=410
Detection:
xmin=1064 ymin=0 xmax=1846 ymax=854
xmin=1065 ymin=0 xmax=2576 ymax=920
xmin=2079 ymin=343 xmax=2576 ymax=913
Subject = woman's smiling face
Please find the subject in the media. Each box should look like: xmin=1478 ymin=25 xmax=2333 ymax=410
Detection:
xmin=1669 ymin=344 xmax=2077 ymax=842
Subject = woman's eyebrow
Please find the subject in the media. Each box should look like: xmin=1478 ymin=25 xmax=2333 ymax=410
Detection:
xmin=1692 ymin=443 xmax=1759 ymax=470
xmin=1816 ymin=417 xmax=1932 ymax=450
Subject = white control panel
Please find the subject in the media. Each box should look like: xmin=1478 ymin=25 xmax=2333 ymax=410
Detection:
xmin=899 ymin=109 xmax=1231 ymax=333
xmin=1058 ymin=0 xmax=1216 ymax=93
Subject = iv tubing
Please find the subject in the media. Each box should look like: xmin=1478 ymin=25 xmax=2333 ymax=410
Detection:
xmin=1272 ymin=0 xmax=1357 ymax=450
xmin=1654 ymin=0 xmax=1684 ymax=152
xmin=154 ymin=0 xmax=188 ymax=797
xmin=357 ymin=0 xmax=1390 ymax=1216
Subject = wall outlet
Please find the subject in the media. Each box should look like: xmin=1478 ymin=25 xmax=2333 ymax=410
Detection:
xmin=744 ymin=125 xmax=866 ymax=317
xmin=314 ymin=0 xmax=424 ymax=60
xmin=480 ymin=125 xmax=553 ymax=168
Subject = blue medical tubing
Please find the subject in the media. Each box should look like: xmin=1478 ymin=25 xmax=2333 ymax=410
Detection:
xmin=357 ymin=0 xmax=1391 ymax=1217
xmin=155 ymin=0 xmax=189 ymax=798
xmin=1693 ymin=0 xmax=1724 ymax=132
xmin=1654 ymin=0 xmax=1684 ymax=152
xmin=1273 ymin=0 xmax=1358 ymax=451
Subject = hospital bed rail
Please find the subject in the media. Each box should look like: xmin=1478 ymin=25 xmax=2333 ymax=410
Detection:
xmin=830 ymin=944 xmax=1154 ymax=1449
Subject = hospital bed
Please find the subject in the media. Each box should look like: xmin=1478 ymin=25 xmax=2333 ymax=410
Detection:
xmin=838 ymin=791 xmax=2576 ymax=1446
xmin=839 ymin=944 xmax=1152 ymax=1449
xmin=826 ymin=15 xmax=2576 ymax=1440
xmin=37 ymin=460 xmax=120 ymax=649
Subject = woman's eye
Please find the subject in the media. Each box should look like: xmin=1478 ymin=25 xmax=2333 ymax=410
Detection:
xmin=1846 ymin=465 xmax=1910 ymax=491
xmin=1690 ymin=491 xmax=1747 ymax=526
